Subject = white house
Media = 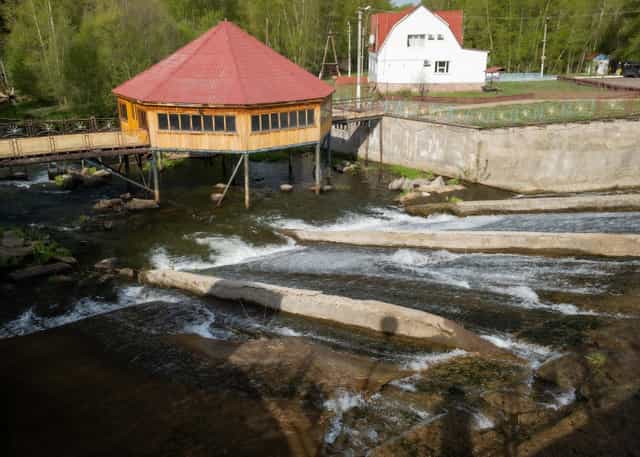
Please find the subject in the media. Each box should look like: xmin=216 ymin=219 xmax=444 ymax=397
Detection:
xmin=368 ymin=6 xmax=488 ymax=93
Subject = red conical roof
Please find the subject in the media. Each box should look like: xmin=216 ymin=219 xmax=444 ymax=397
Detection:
xmin=113 ymin=21 xmax=334 ymax=106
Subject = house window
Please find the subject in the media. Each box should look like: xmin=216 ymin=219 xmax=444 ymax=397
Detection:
xmin=157 ymin=113 xmax=168 ymax=130
xmin=270 ymin=113 xmax=279 ymax=130
xmin=214 ymin=115 xmax=225 ymax=132
xmin=307 ymin=109 xmax=315 ymax=126
xmin=225 ymin=116 xmax=236 ymax=132
xmin=289 ymin=111 xmax=297 ymax=128
xmin=428 ymin=34 xmax=435 ymax=41
xmin=407 ymin=34 xmax=426 ymax=47
xmin=138 ymin=109 xmax=147 ymax=128
xmin=423 ymin=60 xmax=431 ymax=67
xmin=280 ymin=112 xmax=289 ymax=129
xmin=437 ymin=34 xmax=444 ymax=40
xmin=435 ymin=61 xmax=450 ymax=73
xmin=251 ymin=115 xmax=260 ymax=132
xmin=298 ymin=110 xmax=307 ymax=127
xmin=179 ymin=114 xmax=191 ymax=130
xmin=191 ymin=115 xmax=202 ymax=131
xmin=261 ymin=114 xmax=270 ymax=131
xmin=119 ymin=103 xmax=128 ymax=121
xmin=169 ymin=114 xmax=180 ymax=130
xmin=203 ymin=115 xmax=214 ymax=131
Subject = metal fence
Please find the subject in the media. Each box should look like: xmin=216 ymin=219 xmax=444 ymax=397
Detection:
xmin=333 ymin=98 xmax=640 ymax=128
xmin=0 ymin=117 xmax=120 ymax=138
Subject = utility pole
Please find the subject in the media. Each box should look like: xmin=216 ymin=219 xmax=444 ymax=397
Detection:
xmin=347 ymin=21 xmax=352 ymax=77
xmin=356 ymin=6 xmax=370 ymax=107
xmin=540 ymin=16 xmax=549 ymax=78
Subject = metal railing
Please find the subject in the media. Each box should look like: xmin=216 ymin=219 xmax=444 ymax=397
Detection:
xmin=0 ymin=117 xmax=120 ymax=139
xmin=333 ymin=97 xmax=640 ymax=128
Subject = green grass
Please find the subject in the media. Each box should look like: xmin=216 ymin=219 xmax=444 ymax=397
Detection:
xmin=401 ymin=80 xmax=619 ymax=100
xmin=388 ymin=164 xmax=433 ymax=180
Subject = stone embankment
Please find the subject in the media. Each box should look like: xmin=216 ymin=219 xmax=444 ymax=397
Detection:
xmin=287 ymin=230 xmax=640 ymax=258
xmin=139 ymin=269 xmax=512 ymax=357
xmin=406 ymin=193 xmax=640 ymax=217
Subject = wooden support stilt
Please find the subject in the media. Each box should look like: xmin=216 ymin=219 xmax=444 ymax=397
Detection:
xmin=315 ymin=141 xmax=321 ymax=195
xmin=151 ymin=151 xmax=160 ymax=203
xmin=327 ymin=134 xmax=333 ymax=182
xmin=244 ymin=153 xmax=250 ymax=209
xmin=124 ymin=155 xmax=130 ymax=176
xmin=216 ymin=154 xmax=244 ymax=208
xmin=288 ymin=151 xmax=293 ymax=183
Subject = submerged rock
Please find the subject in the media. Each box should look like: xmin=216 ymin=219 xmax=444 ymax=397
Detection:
xmin=279 ymin=184 xmax=293 ymax=192
xmin=93 ymin=198 xmax=124 ymax=211
xmin=125 ymin=199 xmax=159 ymax=211
xmin=94 ymin=258 xmax=119 ymax=271
xmin=210 ymin=193 xmax=224 ymax=203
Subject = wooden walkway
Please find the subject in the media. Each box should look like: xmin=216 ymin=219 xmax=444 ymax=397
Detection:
xmin=0 ymin=129 xmax=150 ymax=167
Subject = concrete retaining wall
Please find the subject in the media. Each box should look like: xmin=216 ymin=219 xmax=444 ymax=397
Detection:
xmin=334 ymin=116 xmax=640 ymax=193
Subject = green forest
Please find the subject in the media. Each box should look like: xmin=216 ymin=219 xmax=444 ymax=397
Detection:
xmin=0 ymin=0 xmax=639 ymax=116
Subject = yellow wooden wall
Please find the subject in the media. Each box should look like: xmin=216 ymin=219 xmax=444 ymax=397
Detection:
xmin=118 ymin=97 xmax=331 ymax=153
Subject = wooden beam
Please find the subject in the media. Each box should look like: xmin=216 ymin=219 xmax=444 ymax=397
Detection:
xmin=151 ymin=151 xmax=160 ymax=203
xmin=244 ymin=153 xmax=250 ymax=209
xmin=216 ymin=154 xmax=244 ymax=208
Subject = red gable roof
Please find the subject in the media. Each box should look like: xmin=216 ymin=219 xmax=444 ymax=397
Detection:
xmin=112 ymin=21 xmax=334 ymax=106
xmin=370 ymin=7 xmax=464 ymax=52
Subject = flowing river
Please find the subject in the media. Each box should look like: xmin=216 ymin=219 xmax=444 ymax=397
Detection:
xmin=2 ymin=153 xmax=639 ymax=456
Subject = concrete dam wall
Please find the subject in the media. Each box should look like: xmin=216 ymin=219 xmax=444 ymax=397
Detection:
xmin=331 ymin=117 xmax=640 ymax=193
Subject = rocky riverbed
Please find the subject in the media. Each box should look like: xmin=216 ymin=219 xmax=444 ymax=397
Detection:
xmin=1 ymin=154 xmax=640 ymax=456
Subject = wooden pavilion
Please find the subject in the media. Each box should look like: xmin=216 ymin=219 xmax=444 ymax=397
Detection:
xmin=112 ymin=20 xmax=334 ymax=207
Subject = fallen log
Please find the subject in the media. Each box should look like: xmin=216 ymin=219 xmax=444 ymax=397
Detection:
xmin=406 ymin=194 xmax=640 ymax=217
xmin=139 ymin=269 xmax=512 ymax=358
xmin=286 ymin=230 xmax=640 ymax=258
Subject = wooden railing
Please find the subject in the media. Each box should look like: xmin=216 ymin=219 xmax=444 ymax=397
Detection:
xmin=0 ymin=129 xmax=150 ymax=161
xmin=0 ymin=117 xmax=120 ymax=138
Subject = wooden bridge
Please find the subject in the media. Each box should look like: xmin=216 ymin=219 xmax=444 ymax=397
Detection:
xmin=0 ymin=117 xmax=149 ymax=167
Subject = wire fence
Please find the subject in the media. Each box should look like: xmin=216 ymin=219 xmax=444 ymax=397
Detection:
xmin=333 ymin=98 xmax=640 ymax=128
xmin=0 ymin=117 xmax=120 ymax=138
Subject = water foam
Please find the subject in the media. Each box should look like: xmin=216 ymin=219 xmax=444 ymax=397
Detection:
xmin=402 ymin=349 xmax=468 ymax=371
xmin=480 ymin=333 xmax=557 ymax=369
xmin=324 ymin=390 xmax=366 ymax=444
xmin=0 ymin=286 xmax=183 ymax=339
xmin=0 ymin=168 xmax=50 ymax=189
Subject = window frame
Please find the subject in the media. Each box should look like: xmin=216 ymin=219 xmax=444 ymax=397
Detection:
xmin=437 ymin=34 xmax=444 ymax=41
xmin=179 ymin=113 xmax=191 ymax=131
xmin=214 ymin=115 xmax=225 ymax=132
xmin=280 ymin=112 xmax=289 ymax=129
xmin=435 ymin=61 xmax=450 ymax=74
xmin=225 ymin=115 xmax=236 ymax=132
xmin=191 ymin=115 xmax=202 ymax=131
xmin=407 ymin=34 xmax=426 ymax=47
xmin=270 ymin=113 xmax=280 ymax=130
xmin=157 ymin=113 xmax=168 ymax=130
xmin=306 ymin=109 xmax=315 ymax=126
xmin=119 ymin=103 xmax=128 ymax=121
xmin=289 ymin=111 xmax=298 ymax=128
xmin=169 ymin=114 xmax=180 ymax=130
xmin=251 ymin=115 xmax=261 ymax=132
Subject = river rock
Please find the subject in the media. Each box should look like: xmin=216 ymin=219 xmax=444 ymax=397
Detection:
xmin=388 ymin=177 xmax=406 ymax=191
xmin=120 ymin=193 xmax=132 ymax=202
xmin=93 ymin=198 xmax=124 ymax=211
xmin=54 ymin=255 xmax=78 ymax=266
xmin=430 ymin=176 xmax=445 ymax=188
xmin=9 ymin=262 xmax=72 ymax=281
xmin=210 ymin=193 xmax=224 ymax=203
xmin=55 ymin=174 xmax=77 ymax=190
xmin=536 ymin=353 xmax=587 ymax=390
xmin=322 ymin=185 xmax=333 ymax=192
xmin=279 ymin=184 xmax=293 ymax=192
xmin=48 ymin=275 xmax=75 ymax=284
xmin=125 ymin=199 xmax=159 ymax=211
xmin=117 ymin=268 xmax=136 ymax=279
xmin=2 ymin=231 xmax=25 ymax=248
xmin=213 ymin=183 xmax=227 ymax=190
xmin=94 ymin=258 xmax=119 ymax=271
xmin=93 ymin=170 xmax=111 ymax=179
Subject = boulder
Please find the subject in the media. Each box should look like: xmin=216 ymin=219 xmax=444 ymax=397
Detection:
xmin=93 ymin=198 xmax=124 ymax=211
xmin=48 ymin=275 xmax=75 ymax=284
xmin=2 ymin=231 xmax=25 ymax=248
xmin=0 ymin=245 xmax=34 ymax=268
xmin=536 ymin=354 xmax=587 ymax=390
xmin=210 ymin=193 xmax=224 ymax=203
xmin=280 ymin=184 xmax=293 ymax=192
xmin=54 ymin=256 xmax=78 ymax=266
xmin=125 ymin=199 xmax=159 ymax=211
xmin=94 ymin=258 xmax=119 ymax=271
xmin=9 ymin=262 xmax=72 ymax=281
xmin=395 ymin=191 xmax=430 ymax=204
xmin=343 ymin=164 xmax=358 ymax=173
xmin=55 ymin=174 xmax=78 ymax=190
xmin=388 ymin=177 xmax=406 ymax=191
xmin=430 ymin=176 xmax=445 ymax=188
xmin=117 ymin=268 xmax=136 ymax=279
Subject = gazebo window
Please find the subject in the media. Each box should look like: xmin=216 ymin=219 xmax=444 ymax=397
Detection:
xmin=225 ymin=116 xmax=236 ymax=132
xmin=119 ymin=103 xmax=128 ymax=121
xmin=203 ymin=115 xmax=214 ymax=131
xmin=280 ymin=112 xmax=289 ymax=129
xmin=270 ymin=113 xmax=280 ymax=130
xmin=191 ymin=115 xmax=202 ymax=131
xmin=169 ymin=114 xmax=180 ymax=130
xmin=261 ymin=114 xmax=270 ymax=131
xmin=158 ymin=113 xmax=168 ymax=130
xmin=251 ymin=115 xmax=261 ymax=132
xmin=289 ymin=111 xmax=297 ymax=128
xmin=214 ymin=115 xmax=225 ymax=132
xmin=307 ymin=109 xmax=315 ymax=126
xmin=298 ymin=110 xmax=307 ymax=127
xmin=180 ymin=114 xmax=191 ymax=130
